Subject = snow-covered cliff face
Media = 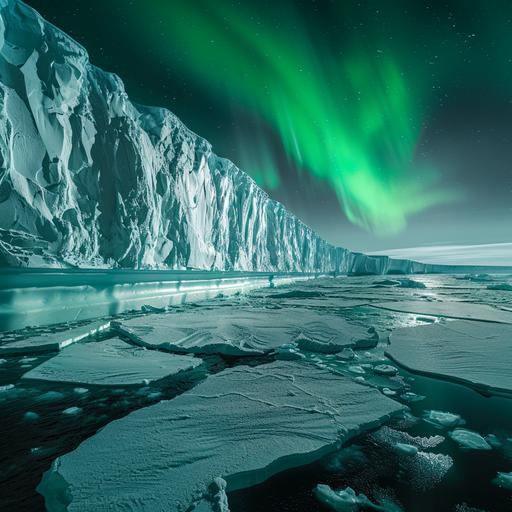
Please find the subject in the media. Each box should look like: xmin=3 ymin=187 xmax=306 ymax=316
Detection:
xmin=0 ymin=0 xmax=351 ymax=271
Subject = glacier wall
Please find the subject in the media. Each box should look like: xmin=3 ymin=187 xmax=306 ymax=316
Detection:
xmin=0 ymin=0 xmax=351 ymax=272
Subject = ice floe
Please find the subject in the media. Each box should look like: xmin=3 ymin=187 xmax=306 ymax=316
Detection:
xmin=113 ymin=308 xmax=377 ymax=356
xmin=449 ymin=429 xmax=492 ymax=450
xmin=423 ymin=410 xmax=465 ymax=429
xmin=22 ymin=337 xmax=202 ymax=387
xmin=314 ymin=484 xmax=402 ymax=512
xmin=38 ymin=361 xmax=404 ymax=512
xmin=0 ymin=321 xmax=110 ymax=356
xmin=373 ymin=300 xmax=512 ymax=323
xmin=387 ymin=320 xmax=512 ymax=396
xmin=492 ymin=471 xmax=512 ymax=491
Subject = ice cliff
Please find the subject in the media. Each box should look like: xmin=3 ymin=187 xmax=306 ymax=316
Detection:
xmin=0 ymin=0 xmax=353 ymax=271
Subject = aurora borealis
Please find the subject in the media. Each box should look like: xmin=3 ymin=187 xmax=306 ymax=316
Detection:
xmin=26 ymin=0 xmax=512 ymax=259
xmin=136 ymin=0 xmax=457 ymax=235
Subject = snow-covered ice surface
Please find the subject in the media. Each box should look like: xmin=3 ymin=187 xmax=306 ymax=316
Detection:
xmin=21 ymin=337 xmax=202 ymax=386
xmin=386 ymin=320 xmax=512 ymax=396
xmin=0 ymin=320 xmax=110 ymax=356
xmin=38 ymin=361 xmax=404 ymax=512
xmin=113 ymin=307 xmax=377 ymax=355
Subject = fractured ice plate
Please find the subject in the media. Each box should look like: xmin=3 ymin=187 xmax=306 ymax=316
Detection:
xmin=371 ymin=300 xmax=512 ymax=324
xmin=113 ymin=308 xmax=376 ymax=356
xmin=386 ymin=320 xmax=512 ymax=396
xmin=22 ymin=337 xmax=202 ymax=387
xmin=37 ymin=361 xmax=404 ymax=512
xmin=0 ymin=321 xmax=111 ymax=356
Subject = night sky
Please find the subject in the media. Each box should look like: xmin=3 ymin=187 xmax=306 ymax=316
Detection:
xmin=25 ymin=0 xmax=512 ymax=263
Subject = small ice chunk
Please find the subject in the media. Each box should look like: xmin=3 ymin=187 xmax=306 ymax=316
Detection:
xmin=275 ymin=343 xmax=305 ymax=361
xmin=423 ymin=410 xmax=464 ymax=429
xmin=0 ymin=358 xmax=7 ymax=364
xmin=313 ymin=484 xmax=369 ymax=511
xmin=397 ymin=278 xmax=426 ymax=289
xmin=492 ymin=471 xmax=512 ymax=491
xmin=400 ymin=392 xmax=425 ymax=402
xmin=382 ymin=388 xmax=397 ymax=396
xmin=313 ymin=484 xmax=402 ymax=511
xmin=373 ymin=364 xmax=398 ymax=376
xmin=62 ymin=406 xmax=82 ymax=416
xmin=0 ymin=384 xmax=14 ymax=392
xmin=73 ymin=387 xmax=89 ymax=395
xmin=348 ymin=365 xmax=365 ymax=375
xmin=395 ymin=443 xmax=418 ymax=456
xmin=449 ymin=429 xmax=492 ymax=450
xmin=353 ymin=327 xmax=379 ymax=349
xmin=24 ymin=411 xmax=40 ymax=421
xmin=485 ymin=434 xmax=502 ymax=448
xmin=337 ymin=348 xmax=355 ymax=361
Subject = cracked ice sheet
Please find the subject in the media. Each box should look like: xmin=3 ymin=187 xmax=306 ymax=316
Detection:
xmin=0 ymin=321 xmax=110 ymax=356
xmin=38 ymin=361 xmax=404 ymax=512
xmin=21 ymin=337 xmax=202 ymax=387
xmin=386 ymin=320 xmax=512 ymax=396
xmin=371 ymin=300 xmax=512 ymax=324
xmin=113 ymin=308 xmax=376 ymax=356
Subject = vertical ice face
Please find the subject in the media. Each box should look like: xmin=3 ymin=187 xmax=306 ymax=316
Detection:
xmin=0 ymin=0 xmax=352 ymax=271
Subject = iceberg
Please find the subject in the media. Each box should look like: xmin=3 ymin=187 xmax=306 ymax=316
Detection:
xmin=22 ymin=336 xmax=202 ymax=386
xmin=37 ymin=361 xmax=404 ymax=512
xmin=387 ymin=320 xmax=512 ymax=396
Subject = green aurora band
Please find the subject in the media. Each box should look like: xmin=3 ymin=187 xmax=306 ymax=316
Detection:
xmin=132 ymin=1 xmax=459 ymax=234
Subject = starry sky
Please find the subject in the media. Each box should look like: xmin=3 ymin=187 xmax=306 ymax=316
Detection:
xmin=26 ymin=0 xmax=512 ymax=264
